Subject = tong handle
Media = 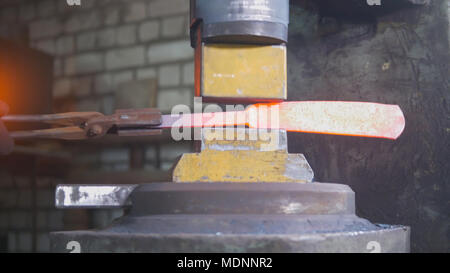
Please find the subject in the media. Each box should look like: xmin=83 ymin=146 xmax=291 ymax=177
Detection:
xmin=9 ymin=126 xmax=87 ymax=140
xmin=2 ymin=112 xmax=104 ymax=126
xmin=3 ymin=109 xmax=163 ymax=140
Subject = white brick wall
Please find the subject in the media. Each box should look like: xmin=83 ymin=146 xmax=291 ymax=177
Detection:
xmin=0 ymin=0 xmax=194 ymax=113
xmin=53 ymin=78 xmax=72 ymax=98
xmin=139 ymin=20 xmax=160 ymax=41
xmin=33 ymin=39 xmax=56 ymax=55
xmin=162 ymin=15 xmax=186 ymax=38
xmin=158 ymin=64 xmax=181 ymax=87
xmin=148 ymin=0 xmax=190 ymax=17
xmin=105 ymin=46 xmax=146 ymax=69
xmin=94 ymin=73 xmax=114 ymax=94
xmin=64 ymin=11 xmax=102 ymax=33
xmin=65 ymin=52 xmax=104 ymax=75
xmin=56 ymin=35 xmax=75 ymax=56
xmin=148 ymin=40 xmax=193 ymax=64
xmin=157 ymin=88 xmax=193 ymax=113
xmin=100 ymin=148 xmax=130 ymax=163
xmin=117 ymin=25 xmax=137 ymax=45
xmin=71 ymin=76 xmax=93 ymax=97
xmin=0 ymin=0 xmax=195 ymax=252
xmin=38 ymin=0 xmax=56 ymax=17
xmin=76 ymin=31 xmax=96 ymax=51
xmin=97 ymin=28 xmax=116 ymax=48
xmin=29 ymin=18 xmax=62 ymax=39
xmin=182 ymin=61 xmax=195 ymax=85
xmin=124 ymin=1 xmax=147 ymax=22
xmin=0 ymin=174 xmax=99 ymax=253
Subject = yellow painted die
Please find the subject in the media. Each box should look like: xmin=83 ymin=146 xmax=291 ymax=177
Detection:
xmin=202 ymin=44 xmax=287 ymax=101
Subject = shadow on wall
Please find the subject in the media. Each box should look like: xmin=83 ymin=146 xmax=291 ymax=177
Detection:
xmin=287 ymin=0 xmax=449 ymax=252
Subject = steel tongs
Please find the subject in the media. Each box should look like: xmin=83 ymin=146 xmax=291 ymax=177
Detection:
xmin=2 ymin=108 xmax=163 ymax=140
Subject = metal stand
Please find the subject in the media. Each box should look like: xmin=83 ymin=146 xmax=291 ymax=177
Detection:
xmin=50 ymin=182 xmax=409 ymax=252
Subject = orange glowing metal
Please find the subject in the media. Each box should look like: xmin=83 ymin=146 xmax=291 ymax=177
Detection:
xmin=168 ymin=101 xmax=405 ymax=140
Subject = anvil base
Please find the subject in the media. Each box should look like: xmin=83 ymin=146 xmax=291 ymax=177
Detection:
xmin=50 ymin=182 xmax=410 ymax=253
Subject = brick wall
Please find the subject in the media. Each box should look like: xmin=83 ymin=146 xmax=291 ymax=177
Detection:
xmin=5 ymin=0 xmax=195 ymax=171
xmin=0 ymin=0 xmax=195 ymax=170
xmin=0 ymin=0 xmax=195 ymax=252
xmin=0 ymin=0 xmax=194 ymax=113
xmin=0 ymin=171 xmax=124 ymax=252
xmin=0 ymin=176 xmax=55 ymax=252
xmin=0 ymin=172 xmax=88 ymax=252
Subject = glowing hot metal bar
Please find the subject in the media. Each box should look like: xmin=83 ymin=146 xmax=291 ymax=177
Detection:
xmin=162 ymin=101 xmax=405 ymax=140
xmin=3 ymin=101 xmax=405 ymax=140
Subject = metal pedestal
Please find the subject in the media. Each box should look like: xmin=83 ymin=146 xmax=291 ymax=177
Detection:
xmin=50 ymin=182 xmax=410 ymax=253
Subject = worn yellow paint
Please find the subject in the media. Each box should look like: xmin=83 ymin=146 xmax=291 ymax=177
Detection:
xmin=173 ymin=150 xmax=309 ymax=183
xmin=202 ymin=128 xmax=285 ymax=152
xmin=202 ymin=44 xmax=287 ymax=100
xmin=173 ymin=128 xmax=312 ymax=183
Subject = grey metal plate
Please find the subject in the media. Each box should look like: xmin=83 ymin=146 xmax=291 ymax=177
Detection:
xmin=50 ymin=225 xmax=410 ymax=253
xmin=130 ymin=182 xmax=354 ymax=215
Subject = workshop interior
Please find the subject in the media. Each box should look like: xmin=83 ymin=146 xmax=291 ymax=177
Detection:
xmin=0 ymin=0 xmax=448 ymax=253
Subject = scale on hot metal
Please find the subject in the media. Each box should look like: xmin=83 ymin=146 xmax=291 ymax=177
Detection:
xmin=31 ymin=1 xmax=412 ymax=252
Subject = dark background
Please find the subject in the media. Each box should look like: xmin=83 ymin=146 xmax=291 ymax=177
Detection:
xmin=288 ymin=0 xmax=449 ymax=252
